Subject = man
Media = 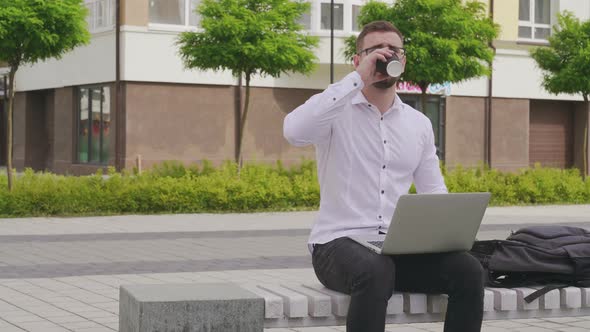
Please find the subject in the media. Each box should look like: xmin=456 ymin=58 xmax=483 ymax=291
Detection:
xmin=283 ymin=21 xmax=484 ymax=332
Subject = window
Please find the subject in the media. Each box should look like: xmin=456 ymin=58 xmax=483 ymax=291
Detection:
xmin=321 ymin=3 xmax=343 ymax=30
xmin=149 ymin=0 xmax=201 ymax=27
xmin=85 ymin=0 xmax=115 ymax=32
xmin=400 ymin=95 xmax=445 ymax=160
xmin=78 ymin=87 xmax=110 ymax=164
xmin=352 ymin=5 xmax=362 ymax=32
xmin=518 ymin=0 xmax=551 ymax=41
xmin=299 ymin=7 xmax=312 ymax=30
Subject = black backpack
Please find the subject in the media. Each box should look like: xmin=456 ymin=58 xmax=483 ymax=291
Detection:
xmin=469 ymin=225 xmax=590 ymax=303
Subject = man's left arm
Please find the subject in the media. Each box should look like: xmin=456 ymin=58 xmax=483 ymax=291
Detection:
xmin=413 ymin=122 xmax=448 ymax=194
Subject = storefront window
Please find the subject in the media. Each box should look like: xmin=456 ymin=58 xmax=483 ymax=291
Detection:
xmin=78 ymin=87 xmax=110 ymax=164
xmin=400 ymin=94 xmax=445 ymax=160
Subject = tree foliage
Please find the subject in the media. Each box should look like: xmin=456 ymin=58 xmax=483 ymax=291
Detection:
xmin=0 ymin=0 xmax=90 ymax=68
xmin=531 ymin=12 xmax=590 ymax=101
xmin=344 ymin=0 xmax=498 ymax=110
xmin=531 ymin=11 xmax=590 ymax=177
xmin=177 ymin=0 xmax=318 ymax=164
xmin=0 ymin=0 xmax=90 ymax=191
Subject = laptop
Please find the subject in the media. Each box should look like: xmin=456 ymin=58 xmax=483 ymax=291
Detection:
xmin=348 ymin=193 xmax=490 ymax=255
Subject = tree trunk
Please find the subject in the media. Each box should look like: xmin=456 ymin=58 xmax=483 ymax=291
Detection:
xmin=6 ymin=67 xmax=17 ymax=191
xmin=234 ymin=75 xmax=243 ymax=163
xmin=418 ymin=82 xmax=428 ymax=114
xmin=236 ymin=72 xmax=251 ymax=168
xmin=584 ymin=94 xmax=589 ymax=179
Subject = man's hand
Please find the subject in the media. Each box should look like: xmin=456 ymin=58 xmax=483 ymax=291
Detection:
xmin=355 ymin=48 xmax=394 ymax=86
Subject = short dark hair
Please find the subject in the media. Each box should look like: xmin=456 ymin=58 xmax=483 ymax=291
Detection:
xmin=356 ymin=21 xmax=404 ymax=53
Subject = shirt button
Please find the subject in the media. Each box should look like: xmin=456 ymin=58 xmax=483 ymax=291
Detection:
xmin=333 ymin=97 xmax=336 ymax=101
xmin=353 ymin=83 xmax=358 ymax=87
xmin=378 ymin=215 xmax=382 ymax=219
xmin=383 ymin=140 xmax=387 ymax=144
xmin=381 ymin=190 xmax=385 ymax=194
xmin=368 ymin=104 xmax=372 ymax=107
xmin=382 ymin=165 xmax=386 ymax=169
xmin=381 ymin=117 xmax=384 ymax=121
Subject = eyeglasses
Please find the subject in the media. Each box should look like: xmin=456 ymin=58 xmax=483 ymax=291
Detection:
xmin=357 ymin=46 xmax=406 ymax=57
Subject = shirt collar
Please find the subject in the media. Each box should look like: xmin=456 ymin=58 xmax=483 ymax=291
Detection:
xmin=351 ymin=91 xmax=404 ymax=113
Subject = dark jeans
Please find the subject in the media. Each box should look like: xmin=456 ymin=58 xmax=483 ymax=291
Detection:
xmin=312 ymin=237 xmax=484 ymax=332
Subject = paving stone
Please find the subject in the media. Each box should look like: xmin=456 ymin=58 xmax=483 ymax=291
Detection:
xmin=526 ymin=320 xmax=569 ymax=329
xmin=13 ymin=321 xmax=70 ymax=332
xmin=569 ymin=320 xmax=590 ymax=328
xmin=485 ymin=320 xmax=531 ymax=329
xmin=71 ymin=327 xmax=115 ymax=332
xmin=385 ymin=325 xmax=429 ymax=332
xmin=541 ymin=316 xmax=584 ymax=324
xmin=558 ymin=327 xmax=590 ymax=332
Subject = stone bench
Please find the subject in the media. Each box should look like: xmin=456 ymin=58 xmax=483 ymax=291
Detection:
xmin=119 ymin=282 xmax=590 ymax=331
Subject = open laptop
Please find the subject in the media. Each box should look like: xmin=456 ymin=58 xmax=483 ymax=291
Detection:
xmin=348 ymin=193 xmax=490 ymax=255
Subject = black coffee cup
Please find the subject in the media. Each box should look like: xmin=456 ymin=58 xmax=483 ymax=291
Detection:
xmin=376 ymin=54 xmax=404 ymax=77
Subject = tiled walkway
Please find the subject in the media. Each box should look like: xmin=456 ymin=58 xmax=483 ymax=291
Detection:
xmin=0 ymin=206 xmax=589 ymax=331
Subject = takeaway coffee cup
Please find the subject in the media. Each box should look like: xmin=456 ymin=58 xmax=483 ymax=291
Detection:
xmin=376 ymin=54 xmax=404 ymax=77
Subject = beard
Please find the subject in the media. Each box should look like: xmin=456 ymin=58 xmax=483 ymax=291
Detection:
xmin=372 ymin=76 xmax=400 ymax=89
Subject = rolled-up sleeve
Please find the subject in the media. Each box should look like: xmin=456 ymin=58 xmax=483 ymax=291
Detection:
xmin=284 ymin=71 xmax=364 ymax=146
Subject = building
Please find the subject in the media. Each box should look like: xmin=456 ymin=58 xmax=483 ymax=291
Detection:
xmin=1 ymin=0 xmax=589 ymax=174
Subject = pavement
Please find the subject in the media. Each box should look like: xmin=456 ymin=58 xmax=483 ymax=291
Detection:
xmin=0 ymin=205 xmax=590 ymax=332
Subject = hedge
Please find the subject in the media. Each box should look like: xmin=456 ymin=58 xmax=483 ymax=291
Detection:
xmin=0 ymin=161 xmax=588 ymax=217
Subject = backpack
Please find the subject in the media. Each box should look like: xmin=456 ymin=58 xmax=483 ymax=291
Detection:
xmin=469 ymin=225 xmax=590 ymax=303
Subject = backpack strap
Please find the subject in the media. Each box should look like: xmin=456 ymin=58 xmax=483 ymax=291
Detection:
xmin=524 ymin=284 xmax=568 ymax=303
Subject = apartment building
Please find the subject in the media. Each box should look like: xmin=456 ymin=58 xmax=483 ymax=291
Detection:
xmin=1 ymin=0 xmax=589 ymax=174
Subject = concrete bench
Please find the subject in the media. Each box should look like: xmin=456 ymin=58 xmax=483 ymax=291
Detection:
xmin=119 ymin=282 xmax=590 ymax=331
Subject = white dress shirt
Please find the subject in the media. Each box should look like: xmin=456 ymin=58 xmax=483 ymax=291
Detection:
xmin=283 ymin=71 xmax=448 ymax=247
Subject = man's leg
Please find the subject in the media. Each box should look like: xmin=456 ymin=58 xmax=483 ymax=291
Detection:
xmin=393 ymin=251 xmax=485 ymax=332
xmin=312 ymin=237 xmax=395 ymax=332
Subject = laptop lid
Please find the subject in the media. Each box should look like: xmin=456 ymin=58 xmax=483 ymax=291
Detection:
xmin=378 ymin=192 xmax=490 ymax=255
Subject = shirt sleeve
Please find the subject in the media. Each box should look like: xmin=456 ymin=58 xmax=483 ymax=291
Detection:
xmin=283 ymin=71 xmax=364 ymax=146
xmin=413 ymin=121 xmax=448 ymax=194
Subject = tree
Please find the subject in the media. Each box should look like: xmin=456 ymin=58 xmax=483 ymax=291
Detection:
xmin=177 ymin=0 xmax=318 ymax=165
xmin=0 ymin=0 xmax=90 ymax=191
xmin=531 ymin=12 xmax=590 ymax=177
xmin=344 ymin=0 xmax=498 ymax=113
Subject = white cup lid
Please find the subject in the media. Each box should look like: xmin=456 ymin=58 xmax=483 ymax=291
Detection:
xmin=386 ymin=61 xmax=404 ymax=77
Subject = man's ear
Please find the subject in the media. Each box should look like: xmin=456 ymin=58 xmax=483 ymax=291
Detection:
xmin=353 ymin=54 xmax=360 ymax=68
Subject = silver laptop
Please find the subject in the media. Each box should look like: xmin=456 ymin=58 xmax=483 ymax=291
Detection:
xmin=348 ymin=193 xmax=490 ymax=255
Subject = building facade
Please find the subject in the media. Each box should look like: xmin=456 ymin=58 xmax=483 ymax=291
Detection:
xmin=1 ymin=0 xmax=589 ymax=174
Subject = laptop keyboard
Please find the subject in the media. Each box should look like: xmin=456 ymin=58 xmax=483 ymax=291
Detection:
xmin=368 ymin=241 xmax=384 ymax=249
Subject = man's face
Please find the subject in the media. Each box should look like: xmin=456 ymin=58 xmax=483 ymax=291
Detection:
xmin=355 ymin=31 xmax=406 ymax=89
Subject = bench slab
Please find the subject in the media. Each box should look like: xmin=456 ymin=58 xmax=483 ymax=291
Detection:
xmin=118 ymin=282 xmax=590 ymax=330
xmin=119 ymin=283 xmax=264 ymax=332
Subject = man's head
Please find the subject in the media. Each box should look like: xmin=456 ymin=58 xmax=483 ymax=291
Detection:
xmin=356 ymin=21 xmax=404 ymax=54
xmin=354 ymin=21 xmax=406 ymax=89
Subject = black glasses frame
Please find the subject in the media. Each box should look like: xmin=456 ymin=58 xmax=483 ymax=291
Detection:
xmin=357 ymin=46 xmax=406 ymax=57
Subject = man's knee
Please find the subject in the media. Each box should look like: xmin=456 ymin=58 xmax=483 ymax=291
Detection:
xmin=351 ymin=256 xmax=395 ymax=296
xmin=451 ymin=253 xmax=485 ymax=293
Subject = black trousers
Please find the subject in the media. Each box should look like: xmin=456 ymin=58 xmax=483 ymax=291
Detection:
xmin=312 ymin=237 xmax=485 ymax=332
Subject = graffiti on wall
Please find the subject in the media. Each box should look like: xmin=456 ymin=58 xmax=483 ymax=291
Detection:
xmin=396 ymin=81 xmax=452 ymax=96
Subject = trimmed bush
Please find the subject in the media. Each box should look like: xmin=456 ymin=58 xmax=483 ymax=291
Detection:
xmin=0 ymin=161 xmax=588 ymax=217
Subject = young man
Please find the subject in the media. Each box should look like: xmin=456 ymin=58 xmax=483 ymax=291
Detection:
xmin=283 ymin=21 xmax=484 ymax=332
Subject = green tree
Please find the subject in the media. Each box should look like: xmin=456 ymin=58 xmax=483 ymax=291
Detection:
xmin=177 ymin=0 xmax=318 ymax=165
xmin=344 ymin=0 xmax=498 ymax=113
xmin=531 ymin=12 xmax=590 ymax=177
xmin=0 ymin=0 xmax=90 ymax=191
